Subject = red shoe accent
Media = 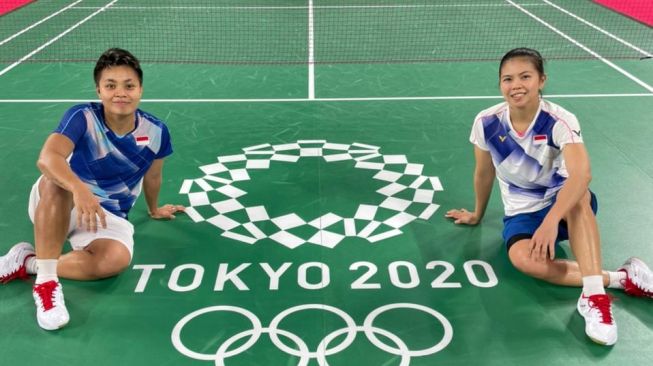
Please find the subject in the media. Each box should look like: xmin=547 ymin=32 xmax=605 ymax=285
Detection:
xmin=0 ymin=254 xmax=34 ymax=284
xmin=587 ymin=294 xmax=614 ymax=324
xmin=33 ymin=280 xmax=58 ymax=311
xmin=619 ymin=269 xmax=652 ymax=297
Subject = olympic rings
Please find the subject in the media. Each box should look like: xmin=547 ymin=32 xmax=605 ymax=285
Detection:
xmin=171 ymin=305 xmax=263 ymax=361
xmin=171 ymin=303 xmax=453 ymax=365
xmin=268 ymin=304 xmax=358 ymax=359
xmin=364 ymin=303 xmax=453 ymax=357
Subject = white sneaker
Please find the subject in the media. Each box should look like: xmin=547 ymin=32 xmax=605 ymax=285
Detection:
xmin=0 ymin=242 xmax=35 ymax=284
xmin=33 ymin=280 xmax=70 ymax=330
xmin=577 ymin=293 xmax=617 ymax=346
xmin=618 ymin=257 xmax=653 ymax=298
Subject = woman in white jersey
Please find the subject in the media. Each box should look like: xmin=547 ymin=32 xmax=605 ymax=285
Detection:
xmin=445 ymin=47 xmax=652 ymax=346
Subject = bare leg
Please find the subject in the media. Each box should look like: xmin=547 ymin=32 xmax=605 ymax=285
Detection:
xmin=508 ymin=241 xmax=609 ymax=286
xmin=565 ymin=191 xmax=603 ymax=277
xmin=29 ymin=177 xmax=130 ymax=331
xmin=57 ymin=239 xmax=131 ymax=281
xmin=508 ymin=191 xmax=608 ymax=286
xmin=34 ymin=177 xmax=72 ymax=260
xmin=33 ymin=176 xmax=131 ymax=281
xmin=509 ymin=192 xmax=618 ymax=345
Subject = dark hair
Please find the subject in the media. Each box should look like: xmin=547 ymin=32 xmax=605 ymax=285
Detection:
xmin=93 ymin=48 xmax=143 ymax=86
xmin=499 ymin=48 xmax=545 ymax=76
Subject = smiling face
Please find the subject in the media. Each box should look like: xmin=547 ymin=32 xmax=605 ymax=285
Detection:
xmin=96 ymin=65 xmax=143 ymax=123
xmin=499 ymin=57 xmax=546 ymax=111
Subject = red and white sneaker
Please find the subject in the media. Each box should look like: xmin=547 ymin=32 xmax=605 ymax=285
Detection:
xmin=577 ymin=293 xmax=617 ymax=346
xmin=33 ymin=280 xmax=70 ymax=330
xmin=0 ymin=242 xmax=35 ymax=284
xmin=618 ymin=257 xmax=653 ymax=298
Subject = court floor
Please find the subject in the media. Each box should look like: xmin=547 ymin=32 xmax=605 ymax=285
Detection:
xmin=1 ymin=1 xmax=653 ymax=366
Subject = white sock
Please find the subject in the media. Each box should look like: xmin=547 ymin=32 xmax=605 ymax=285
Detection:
xmin=607 ymin=271 xmax=626 ymax=289
xmin=25 ymin=256 xmax=38 ymax=275
xmin=35 ymin=259 xmax=59 ymax=284
xmin=582 ymin=275 xmax=606 ymax=296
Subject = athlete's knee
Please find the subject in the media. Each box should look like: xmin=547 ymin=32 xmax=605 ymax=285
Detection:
xmin=38 ymin=176 xmax=73 ymax=207
xmin=508 ymin=243 xmax=549 ymax=279
xmin=89 ymin=244 xmax=131 ymax=279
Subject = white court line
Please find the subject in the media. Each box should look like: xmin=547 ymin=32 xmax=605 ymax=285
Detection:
xmin=0 ymin=0 xmax=119 ymax=77
xmin=505 ymin=0 xmax=653 ymax=93
xmin=307 ymin=0 xmax=315 ymax=100
xmin=1 ymin=94 xmax=651 ymax=104
xmin=0 ymin=0 xmax=83 ymax=47
xmin=544 ymin=0 xmax=652 ymax=59
xmin=70 ymin=4 xmax=547 ymax=10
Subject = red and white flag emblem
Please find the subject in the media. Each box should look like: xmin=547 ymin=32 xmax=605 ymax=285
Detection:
xmin=533 ymin=134 xmax=547 ymax=145
xmin=135 ymin=136 xmax=149 ymax=146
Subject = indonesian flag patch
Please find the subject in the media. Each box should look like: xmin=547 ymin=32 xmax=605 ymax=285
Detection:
xmin=135 ymin=136 xmax=149 ymax=146
xmin=533 ymin=134 xmax=547 ymax=145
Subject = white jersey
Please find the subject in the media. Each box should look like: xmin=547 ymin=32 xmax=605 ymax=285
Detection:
xmin=470 ymin=99 xmax=583 ymax=216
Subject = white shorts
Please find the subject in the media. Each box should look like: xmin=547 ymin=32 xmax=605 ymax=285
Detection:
xmin=28 ymin=177 xmax=135 ymax=258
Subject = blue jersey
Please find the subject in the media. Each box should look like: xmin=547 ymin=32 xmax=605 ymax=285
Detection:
xmin=470 ymin=100 xmax=583 ymax=216
xmin=55 ymin=103 xmax=172 ymax=218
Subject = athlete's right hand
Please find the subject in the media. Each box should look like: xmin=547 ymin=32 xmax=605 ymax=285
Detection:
xmin=72 ymin=185 xmax=107 ymax=232
xmin=445 ymin=208 xmax=480 ymax=225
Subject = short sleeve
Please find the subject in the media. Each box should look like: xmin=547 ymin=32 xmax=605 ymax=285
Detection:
xmin=469 ymin=115 xmax=489 ymax=151
xmin=155 ymin=123 xmax=173 ymax=159
xmin=552 ymin=112 xmax=583 ymax=149
xmin=54 ymin=105 xmax=89 ymax=145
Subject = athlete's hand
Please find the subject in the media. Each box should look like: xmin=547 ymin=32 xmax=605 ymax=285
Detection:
xmin=149 ymin=204 xmax=185 ymax=220
xmin=445 ymin=208 xmax=480 ymax=225
xmin=529 ymin=219 xmax=558 ymax=261
xmin=72 ymin=185 xmax=107 ymax=232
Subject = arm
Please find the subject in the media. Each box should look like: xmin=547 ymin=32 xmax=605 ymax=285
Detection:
xmin=143 ymin=159 xmax=185 ymax=219
xmin=446 ymin=146 xmax=496 ymax=225
xmin=530 ymin=143 xmax=592 ymax=260
xmin=37 ymin=133 xmax=106 ymax=231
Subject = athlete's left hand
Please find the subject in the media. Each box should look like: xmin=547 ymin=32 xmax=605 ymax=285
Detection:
xmin=445 ymin=208 xmax=481 ymax=225
xmin=149 ymin=204 xmax=186 ymax=220
xmin=529 ymin=219 xmax=558 ymax=261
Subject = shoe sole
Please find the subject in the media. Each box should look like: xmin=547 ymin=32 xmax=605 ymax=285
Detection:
xmin=37 ymin=317 xmax=70 ymax=331
xmin=583 ymin=318 xmax=618 ymax=346
xmin=588 ymin=335 xmax=617 ymax=346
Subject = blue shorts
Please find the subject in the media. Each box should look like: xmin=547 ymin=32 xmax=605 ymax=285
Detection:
xmin=502 ymin=191 xmax=598 ymax=251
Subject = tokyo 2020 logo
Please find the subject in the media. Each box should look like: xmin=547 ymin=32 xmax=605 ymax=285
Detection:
xmin=180 ymin=140 xmax=443 ymax=248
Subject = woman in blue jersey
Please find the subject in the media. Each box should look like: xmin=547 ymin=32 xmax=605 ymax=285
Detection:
xmin=445 ymin=47 xmax=652 ymax=346
xmin=0 ymin=48 xmax=184 ymax=330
